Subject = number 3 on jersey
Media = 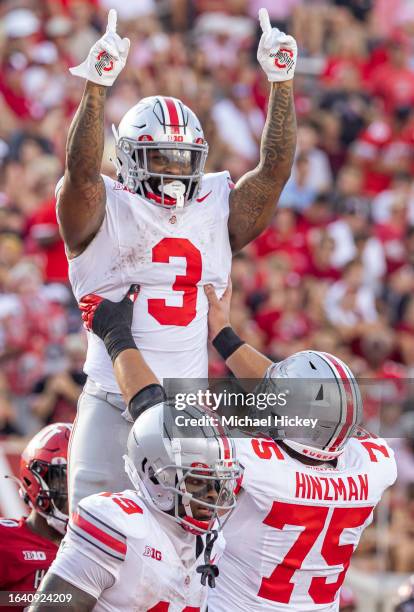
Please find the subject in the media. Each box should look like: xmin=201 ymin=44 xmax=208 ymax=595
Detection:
xmin=258 ymin=501 xmax=373 ymax=605
xmin=148 ymin=238 xmax=202 ymax=326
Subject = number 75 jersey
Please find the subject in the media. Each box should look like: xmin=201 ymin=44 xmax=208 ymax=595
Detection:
xmin=64 ymin=172 xmax=232 ymax=392
xmin=209 ymin=433 xmax=397 ymax=612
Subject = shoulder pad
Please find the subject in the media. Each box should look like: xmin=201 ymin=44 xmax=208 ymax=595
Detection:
xmin=70 ymin=492 xmax=139 ymax=562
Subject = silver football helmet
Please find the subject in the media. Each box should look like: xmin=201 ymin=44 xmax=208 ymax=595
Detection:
xmin=112 ymin=96 xmax=208 ymax=209
xmin=261 ymin=351 xmax=362 ymax=461
xmin=124 ymin=402 xmax=241 ymax=534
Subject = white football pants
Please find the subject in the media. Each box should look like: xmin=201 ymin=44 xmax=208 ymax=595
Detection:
xmin=68 ymin=378 xmax=132 ymax=512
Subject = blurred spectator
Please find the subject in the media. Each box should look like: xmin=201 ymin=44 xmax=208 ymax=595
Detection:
xmin=324 ymin=258 xmax=378 ymax=332
xmin=31 ymin=334 xmax=86 ymax=426
xmin=390 ymin=482 xmax=414 ymax=572
xmin=279 ymin=152 xmax=317 ymax=211
xmin=339 ymin=585 xmax=357 ymax=611
xmin=293 ymin=122 xmax=333 ymax=193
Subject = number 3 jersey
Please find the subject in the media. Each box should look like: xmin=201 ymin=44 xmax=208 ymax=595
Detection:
xmin=49 ymin=489 xmax=224 ymax=612
xmin=209 ymin=433 xmax=397 ymax=612
xmin=61 ymin=172 xmax=232 ymax=391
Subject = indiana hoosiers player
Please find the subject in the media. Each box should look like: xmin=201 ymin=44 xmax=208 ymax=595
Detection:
xmin=57 ymin=8 xmax=297 ymax=510
xmin=31 ymin=294 xmax=241 ymax=612
xmin=0 ymin=423 xmax=71 ymax=611
xmin=203 ymin=283 xmax=397 ymax=611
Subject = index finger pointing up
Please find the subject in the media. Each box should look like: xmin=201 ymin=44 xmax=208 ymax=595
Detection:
xmin=258 ymin=8 xmax=271 ymax=34
xmin=106 ymin=8 xmax=117 ymax=33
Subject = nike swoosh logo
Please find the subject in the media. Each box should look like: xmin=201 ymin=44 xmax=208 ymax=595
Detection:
xmin=197 ymin=190 xmax=212 ymax=203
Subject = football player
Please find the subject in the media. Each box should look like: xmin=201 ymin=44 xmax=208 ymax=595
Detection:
xmin=56 ymin=7 xmax=297 ymax=510
xmin=31 ymin=289 xmax=241 ymax=611
xmin=75 ymin=285 xmax=397 ymax=611
xmin=203 ymin=282 xmax=397 ymax=611
xmin=0 ymin=423 xmax=71 ymax=611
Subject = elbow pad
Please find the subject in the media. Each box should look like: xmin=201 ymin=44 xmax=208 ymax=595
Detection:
xmin=128 ymin=384 xmax=167 ymax=421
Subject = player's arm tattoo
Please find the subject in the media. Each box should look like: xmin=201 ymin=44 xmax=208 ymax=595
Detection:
xmin=27 ymin=573 xmax=97 ymax=612
xmin=57 ymin=81 xmax=107 ymax=257
xmin=228 ymin=81 xmax=296 ymax=252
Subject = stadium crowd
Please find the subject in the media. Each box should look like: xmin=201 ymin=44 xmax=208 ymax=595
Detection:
xmin=0 ymin=0 xmax=414 ymax=589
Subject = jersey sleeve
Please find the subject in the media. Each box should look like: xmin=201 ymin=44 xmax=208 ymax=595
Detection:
xmin=47 ymin=540 xmax=114 ymax=600
xmin=351 ymin=433 xmax=398 ymax=497
xmin=60 ymin=494 xmax=127 ymax=582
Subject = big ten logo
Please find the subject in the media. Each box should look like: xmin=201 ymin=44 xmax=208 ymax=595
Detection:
xmin=167 ymin=135 xmax=184 ymax=142
xmin=143 ymin=546 xmax=162 ymax=561
xmin=23 ymin=551 xmax=46 ymax=561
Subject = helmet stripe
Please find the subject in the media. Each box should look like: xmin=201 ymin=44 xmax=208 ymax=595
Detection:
xmin=211 ymin=413 xmax=231 ymax=461
xmin=164 ymin=97 xmax=181 ymax=135
xmin=320 ymin=352 xmax=357 ymax=450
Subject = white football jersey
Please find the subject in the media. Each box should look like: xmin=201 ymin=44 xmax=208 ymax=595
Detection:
xmin=209 ymin=432 xmax=397 ymax=612
xmin=62 ymin=172 xmax=232 ymax=391
xmin=50 ymin=489 xmax=224 ymax=611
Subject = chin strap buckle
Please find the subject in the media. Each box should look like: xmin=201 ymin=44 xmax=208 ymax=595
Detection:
xmin=161 ymin=180 xmax=186 ymax=209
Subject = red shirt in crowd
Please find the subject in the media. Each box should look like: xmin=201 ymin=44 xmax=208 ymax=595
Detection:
xmin=352 ymin=118 xmax=414 ymax=194
xmin=27 ymin=200 xmax=68 ymax=284
xmin=253 ymin=225 xmax=309 ymax=274
xmin=369 ymin=63 xmax=414 ymax=113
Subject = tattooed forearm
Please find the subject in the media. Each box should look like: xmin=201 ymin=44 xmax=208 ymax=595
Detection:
xmin=260 ymin=82 xmax=296 ymax=178
xmin=66 ymin=82 xmax=106 ymax=190
xmin=228 ymin=81 xmax=296 ymax=252
xmin=58 ymin=81 xmax=106 ymax=255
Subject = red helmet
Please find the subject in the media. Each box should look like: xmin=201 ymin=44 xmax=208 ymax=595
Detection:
xmin=20 ymin=423 xmax=72 ymax=534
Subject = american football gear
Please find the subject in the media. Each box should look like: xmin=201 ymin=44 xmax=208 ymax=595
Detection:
xmin=124 ymin=402 xmax=241 ymax=534
xmin=262 ymin=351 xmax=362 ymax=461
xmin=79 ymin=284 xmax=139 ymax=362
xmin=20 ymin=423 xmax=72 ymax=535
xmin=128 ymin=384 xmax=167 ymax=421
xmin=112 ymin=96 xmax=208 ymax=208
xmin=69 ymin=9 xmax=130 ymax=86
xmin=257 ymin=8 xmax=297 ymax=82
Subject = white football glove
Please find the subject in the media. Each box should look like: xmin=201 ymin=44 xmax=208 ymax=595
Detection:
xmin=257 ymin=8 xmax=297 ymax=82
xmin=69 ymin=9 xmax=130 ymax=87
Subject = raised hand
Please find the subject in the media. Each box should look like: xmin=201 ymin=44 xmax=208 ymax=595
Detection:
xmin=69 ymin=9 xmax=130 ymax=86
xmin=257 ymin=8 xmax=297 ymax=82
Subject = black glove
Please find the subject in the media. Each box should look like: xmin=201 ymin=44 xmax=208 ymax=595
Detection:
xmin=79 ymin=284 xmax=139 ymax=362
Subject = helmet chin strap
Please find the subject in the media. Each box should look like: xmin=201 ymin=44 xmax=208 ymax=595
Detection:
xmin=42 ymin=507 xmax=68 ymax=536
xmin=159 ymin=180 xmax=186 ymax=209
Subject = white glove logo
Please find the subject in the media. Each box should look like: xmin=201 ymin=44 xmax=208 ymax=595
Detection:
xmin=273 ymin=48 xmax=295 ymax=73
xmin=95 ymin=50 xmax=115 ymax=76
xmin=257 ymin=8 xmax=297 ymax=82
xmin=70 ymin=9 xmax=129 ymax=87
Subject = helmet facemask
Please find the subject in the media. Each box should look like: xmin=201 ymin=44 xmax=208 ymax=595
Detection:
xmin=124 ymin=446 xmax=240 ymax=535
xmin=22 ymin=459 xmax=68 ymax=535
xmin=113 ymin=132 xmax=208 ymax=209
